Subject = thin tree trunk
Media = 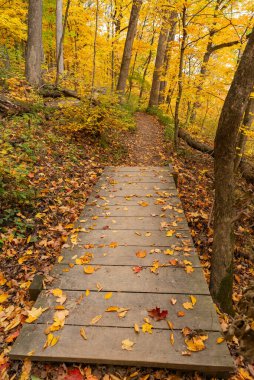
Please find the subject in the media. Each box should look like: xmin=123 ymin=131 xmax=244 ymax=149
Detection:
xmin=174 ymin=6 xmax=187 ymax=150
xmin=25 ymin=0 xmax=43 ymax=86
xmin=90 ymin=0 xmax=99 ymax=105
xmin=158 ymin=12 xmax=177 ymax=105
xmin=55 ymin=0 xmax=71 ymax=87
xmin=56 ymin=0 xmax=64 ymax=74
xmin=210 ymin=29 xmax=254 ymax=314
xmin=234 ymin=96 xmax=254 ymax=170
xmin=116 ymin=0 xmax=143 ymax=98
xmin=148 ymin=19 xmax=169 ymax=108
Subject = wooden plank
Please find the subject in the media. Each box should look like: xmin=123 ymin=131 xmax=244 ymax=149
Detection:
xmin=76 ymin=229 xmax=194 ymax=247
xmin=104 ymin=166 xmax=172 ymax=173
xmin=82 ymin=205 xmax=185 ymax=218
xmin=51 ymin=266 xmax=210 ymax=295
xmin=32 ymin=291 xmax=220 ymax=331
xmin=96 ymin=182 xmax=173 ymax=190
xmin=61 ymin=244 xmax=201 ymax=267
xmin=86 ymin=197 xmax=181 ymax=208
xmin=99 ymin=174 xmax=174 ymax=183
xmin=94 ymin=189 xmax=177 ymax=197
xmin=10 ymin=325 xmax=233 ymax=374
xmin=76 ymin=216 xmax=189 ymax=231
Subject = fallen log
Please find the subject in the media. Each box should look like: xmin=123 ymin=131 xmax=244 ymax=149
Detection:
xmin=0 ymin=95 xmax=31 ymax=116
xmin=39 ymin=85 xmax=81 ymax=100
xmin=178 ymin=127 xmax=254 ymax=185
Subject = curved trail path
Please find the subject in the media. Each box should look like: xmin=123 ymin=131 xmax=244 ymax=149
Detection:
xmin=126 ymin=112 xmax=168 ymax=166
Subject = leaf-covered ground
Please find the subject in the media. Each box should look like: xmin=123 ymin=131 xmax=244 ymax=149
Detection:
xmin=0 ymin=110 xmax=253 ymax=379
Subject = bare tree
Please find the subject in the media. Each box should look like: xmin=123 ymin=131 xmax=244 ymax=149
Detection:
xmin=56 ymin=0 xmax=64 ymax=74
xmin=210 ymin=29 xmax=254 ymax=314
xmin=116 ymin=0 xmax=143 ymax=97
xmin=25 ymin=0 xmax=43 ymax=86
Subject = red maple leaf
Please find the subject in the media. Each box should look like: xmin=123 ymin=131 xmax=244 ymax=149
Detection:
xmin=148 ymin=307 xmax=168 ymax=321
xmin=133 ymin=266 xmax=142 ymax=273
xmin=64 ymin=368 xmax=83 ymax=380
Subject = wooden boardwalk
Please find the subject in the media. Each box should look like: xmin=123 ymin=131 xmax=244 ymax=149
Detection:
xmin=10 ymin=166 xmax=234 ymax=375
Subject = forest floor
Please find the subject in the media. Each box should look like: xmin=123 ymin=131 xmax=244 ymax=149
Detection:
xmin=1 ymin=111 xmax=253 ymax=380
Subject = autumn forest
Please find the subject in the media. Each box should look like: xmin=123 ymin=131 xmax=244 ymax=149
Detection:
xmin=0 ymin=0 xmax=254 ymax=379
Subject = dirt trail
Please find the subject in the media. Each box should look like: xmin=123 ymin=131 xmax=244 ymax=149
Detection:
xmin=126 ymin=112 xmax=169 ymax=166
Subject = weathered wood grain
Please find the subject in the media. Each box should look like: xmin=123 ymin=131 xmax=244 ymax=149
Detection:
xmin=10 ymin=325 xmax=233 ymax=374
xmin=33 ymin=291 xmax=220 ymax=331
xmin=61 ymin=244 xmax=200 ymax=267
xmin=51 ymin=265 xmax=210 ymax=295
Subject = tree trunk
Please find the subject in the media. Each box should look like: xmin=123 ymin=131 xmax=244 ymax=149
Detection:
xmin=90 ymin=0 xmax=99 ymax=105
xmin=210 ymin=29 xmax=254 ymax=314
xmin=56 ymin=0 xmax=64 ymax=74
xmin=234 ymin=96 xmax=254 ymax=170
xmin=25 ymin=0 xmax=43 ymax=86
xmin=158 ymin=12 xmax=177 ymax=105
xmin=174 ymin=6 xmax=187 ymax=150
xmin=55 ymin=0 xmax=71 ymax=87
xmin=116 ymin=0 xmax=142 ymax=97
xmin=148 ymin=19 xmax=170 ymax=108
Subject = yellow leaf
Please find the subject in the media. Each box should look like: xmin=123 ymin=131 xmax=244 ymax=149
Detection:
xmin=20 ymin=358 xmax=31 ymax=380
xmin=185 ymin=336 xmax=207 ymax=352
xmin=136 ymin=250 xmax=147 ymax=258
xmin=238 ymin=368 xmax=253 ymax=380
xmin=0 ymin=293 xmax=9 ymax=303
xmin=90 ymin=315 xmax=102 ymax=324
xmin=84 ymin=265 xmax=95 ymax=274
xmin=185 ymin=265 xmax=194 ymax=274
xmin=80 ymin=327 xmax=88 ymax=340
xmin=167 ymin=320 xmax=174 ymax=330
xmin=138 ymin=201 xmax=149 ymax=207
xmin=109 ymin=242 xmax=118 ymax=248
xmin=166 ymin=230 xmax=175 ymax=237
xmin=58 ymin=256 xmax=63 ymax=263
xmin=142 ymin=322 xmax=153 ymax=334
xmin=183 ymin=302 xmax=193 ymax=310
xmin=104 ymin=292 xmax=112 ymax=300
xmin=164 ymin=249 xmax=174 ymax=255
xmin=26 ymin=307 xmax=48 ymax=323
xmin=86 ymin=289 xmax=90 ymax=297
xmin=118 ymin=307 xmax=130 ymax=318
xmin=122 ymin=338 xmax=135 ymax=351
xmin=170 ymin=333 xmax=175 ymax=345
xmin=106 ymin=306 xmax=119 ymax=312
xmin=216 ymin=337 xmax=224 ymax=344
xmin=44 ymin=333 xmax=59 ymax=349
xmin=190 ymin=295 xmax=197 ymax=306
xmin=134 ymin=323 xmax=140 ymax=333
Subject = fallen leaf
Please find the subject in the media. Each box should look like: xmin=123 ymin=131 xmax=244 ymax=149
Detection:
xmin=133 ymin=266 xmax=142 ymax=273
xmin=185 ymin=335 xmax=208 ymax=352
xmin=134 ymin=323 xmax=140 ymax=333
xmin=136 ymin=250 xmax=147 ymax=258
xmin=0 ymin=293 xmax=9 ymax=303
xmin=138 ymin=201 xmax=149 ymax=207
xmin=166 ymin=230 xmax=175 ymax=237
xmin=109 ymin=242 xmax=118 ymax=248
xmin=164 ymin=249 xmax=174 ymax=255
xmin=183 ymin=302 xmax=193 ymax=310
xmin=177 ymin=311 xmax=185 ymax=317
xmin=190 ymin=295 xmax=197 ymax=306
xmin=80 ymin=327 xmax=88 ymax=340
xmin=216 ymin=337 xmax=224 ymax=344
xmin=58 ymin=256 xmax=63 ymax=263
xmin=167 ymin=320 xmax=174 ymax=330
xmin=142 ymin=322 xmax=153 ymax=334
xmin=106 ymin=306 xmax=119 ymax=312
xmin=44 ymin=333 xmax=59 ymax=349
xmin=84 ymin=265 xmax=95 ymax=274
xmin=104 ymin=292 xmax=113 ymax=300
xmin=86 ymin=289 xmax=90 ymax=297
xmin=122 ymin=338 xmax=135 ymax=351
xmin=170 ymin=333 xmax=175 ymax=345
xmin=26 ymin=307 xmax=48 ymax=323
xmin=148 ymin=307 xmax=168 ymax=321
xmin=170 ymin=298 xmax=177 ymax=305
xmin=90 ymin=315 xmax=102 ymax=325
